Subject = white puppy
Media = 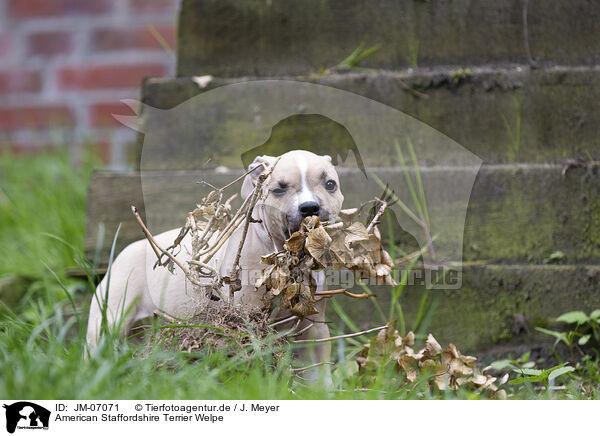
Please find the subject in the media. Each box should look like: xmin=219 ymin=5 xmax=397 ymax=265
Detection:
xmin=86 ymin=150 xmax=344 ymax=382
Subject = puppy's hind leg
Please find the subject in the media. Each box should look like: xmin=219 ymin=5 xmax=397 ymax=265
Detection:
xmin=86 ymin=239 xmax=155 ymax=353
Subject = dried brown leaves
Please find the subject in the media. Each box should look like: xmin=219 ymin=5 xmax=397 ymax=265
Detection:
xmin=356 ymin=322 xmax=508 ymax=398
xmin=147 ymin=165 xmax=395 ymax=321
xmin=257 ymin=209 xmax=397 ymax=318
xmin=148 ymin=161 xmax=278 ymax=303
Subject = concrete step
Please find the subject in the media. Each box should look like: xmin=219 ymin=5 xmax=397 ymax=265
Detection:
xmin=177 ymin=0 xmax=600 ymax=76
xmin=335 ymin=263 xmax=600 ymax=354
xmin=139 ymin=67 xmax=600 ymax=166
xmin=85 ymin=165 xmax=600 ymax=266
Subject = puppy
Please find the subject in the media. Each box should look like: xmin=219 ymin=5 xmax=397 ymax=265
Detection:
xmin=86 ymin=150 xmax=344 ymax=383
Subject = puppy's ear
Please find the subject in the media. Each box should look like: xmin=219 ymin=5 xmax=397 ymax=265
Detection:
xmin=241 ymin=155 xmax=276 ymax=199
xmin=323 ymin=155 xmax=332 ymax=163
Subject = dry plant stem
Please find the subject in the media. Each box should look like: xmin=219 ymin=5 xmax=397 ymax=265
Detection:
xmin=187 ymin=259 xmax=220 ymax=278
xmin=192 ymin=192 xmax=236 ymax=251
xmin=153 ymin=308 xmax=181 ymax=324
xmin=195 ymin=203 xmax=224 ymax=251
xmin=132 ymin=205 xmax=162 ymax=261
xmin=323 ymin=222 xmax=344 ymax=230
xmin=228 ymin=158 xmax=281 ymax=302
xmin=198 ymin=180 xmax=218 ymax=191
xmin=228 ymin=186 xmax=261 ymax=302
xmin=396 ymin=78 xmax=429 ymax=99
xmin=287 ymin=318 xmax=302 ymax=335
xmin=291 ymin=361 xmax=333 ymax=373
xmin=290 ymin=322 xmax=314 ymax=338
xmin=366 ymin=198 xmax=387 ymax=233
xmin=164 ymin=226 xmax=190 ymax=258
xmin=191 ymin=192 xmax=233 ymax=256
xmin=395 ymin=249 xmax=423 ymax=266
xmin=355 ymin=198 xmax=378 ymax=217
xmin=218 ymin=165 xmax=263 ymax=192
xmin=196 ymin=216 xmax=244 ymax=261
xmin=129 ymin=324 xmax=152 ymax=332
xmin=522 ymin=0 xmax=536 ymax=67
xmin=269 ymin=315 xmax=298 ymax=328
xmin=293 ymin=325 xmax=388 ymax=343
xmin=197 ymin=197 xmax=250 ymax=261
xmin=314 ymin=288 xmax=376 ymax=298
xmin=131 ymin=206 xmax=204 ymax=287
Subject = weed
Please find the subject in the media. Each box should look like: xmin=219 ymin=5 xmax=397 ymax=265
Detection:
xmin=449 ymin=67 xmax=473 ymax=85
xmin=406 ymin=33 xmax=419 ymax=68
xmin=536 ymin=309 xmax=600 ymax=362
xmin=321 ymin=43 xmax=381 ymax=74
xmin=509 ymin=362 xmax=575 ymax=390
xmin=543 ymin=250 xmax=566 ymax=264
xmin=501 ymin=97 xmax=522 ymax=160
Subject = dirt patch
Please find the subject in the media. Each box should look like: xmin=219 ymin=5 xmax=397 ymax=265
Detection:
xmin=150 ymin=301 xmax=284 ymax=356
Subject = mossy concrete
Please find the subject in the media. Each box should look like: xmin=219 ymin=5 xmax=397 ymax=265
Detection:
xmin=85 ymin=168 xmax=600 ymax=353
xmin=86 ymin=166 xmax=600 ymax=267
xmin=178 ymin=0 xmax=600 ymax=76
xmin=332 ymin=263 xmax=600 ymax=355
xmin=140 ymin=67 xmax=600 ymax=166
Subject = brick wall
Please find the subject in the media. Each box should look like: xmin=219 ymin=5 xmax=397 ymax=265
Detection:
xmin=0 ymin=0 xmax=179 ymax=168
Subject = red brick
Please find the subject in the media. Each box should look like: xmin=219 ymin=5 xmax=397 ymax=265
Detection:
xmin=89 ymin=102 xmax=138 ymax=127
xmin=0 ymin=33 xmax=12 ymax=57
xmin=2 ymin=143 xmax=55 ymax=156
xmin=8 ymin=0 xmax=111 ymax=18
xmin=130 ymin=0 xmax=177 ymax=13
xmin=0 ymin=70 xmax=41 ymax=93
xmin=0 ymin=106 xmax=74 ymax=131
xmin=28 ymin=32 xmax=72 ymax=56
xmin=92 ymin=24 xmax=176 ymax=52
xmin=58 ymin=63 xmax=166 ymax=89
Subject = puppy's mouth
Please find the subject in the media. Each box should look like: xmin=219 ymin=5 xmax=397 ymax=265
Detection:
xmin=285 ymin=210 xmax=331 ymax=237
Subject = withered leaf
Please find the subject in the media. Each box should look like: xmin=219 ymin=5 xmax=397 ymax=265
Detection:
xmin=260 ymin=252 xmax=279 ymax=265
xmin=301 ymin=216 xmax=321 ymax=232
xmin=338 ymin=207 xmax=359 ymax=224
xmin=272 ymin=264 xmax=290 ymax=292
xmin=403 ymin=331 xmax=415 ymax=347
xmin=305 ymin=226 xmax=333 ymax=266
xmin=330 ymin=233 xmax=353 ymax=264
xmin=343 ymin=221 xmax=370 ymax=245
xmin=375 ymin=263 xmax=392 ymax=278
xmin=285 ymin=231 xmax=306 ymax=252
xmin=425 ymin=334 xmax=443 ymax=357
xmin=282 ymin=282 xmax=299 ymax=302
xmin=356 ymin=327 xmax=505 ymax=398
xmin=255 ymin=264 xmax=275 ymax=290
xmin=471 ymin=374 xmax=488 ymax=386
xmin=399 ymin=355 xmax=418 ymax=383
xmin=291 ymin=299 xmax=318 ymax=317
xmin=381 ymin=249 xmax=395 ymax=268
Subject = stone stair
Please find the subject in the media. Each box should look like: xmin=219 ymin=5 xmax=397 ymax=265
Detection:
xmin=85 ymin=0 xmax=600 ymax=354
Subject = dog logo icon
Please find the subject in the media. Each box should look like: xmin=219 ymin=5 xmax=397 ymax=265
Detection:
xmin=2 ymin=402 xmax=50 ymax=433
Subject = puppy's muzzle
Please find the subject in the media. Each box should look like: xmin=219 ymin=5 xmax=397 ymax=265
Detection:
xmin=299 ymin=201 xmax=320 ymax=218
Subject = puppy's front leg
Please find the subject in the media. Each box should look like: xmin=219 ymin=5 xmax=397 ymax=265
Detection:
xmin=294 ymin=271 xmax=333 ymax=388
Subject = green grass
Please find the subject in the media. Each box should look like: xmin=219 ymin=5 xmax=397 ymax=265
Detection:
xmin=1 ymin=150 xmax=599 ymax=400
xmin=0 ymin=149 xmax=95 ymax=281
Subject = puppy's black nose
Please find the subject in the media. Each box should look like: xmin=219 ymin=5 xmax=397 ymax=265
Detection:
xmin=299 ymin=201 xmax=320 ymax=217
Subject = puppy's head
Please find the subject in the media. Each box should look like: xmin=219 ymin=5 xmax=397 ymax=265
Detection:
xmin=241 ymin=150 xmax=344 ymax=242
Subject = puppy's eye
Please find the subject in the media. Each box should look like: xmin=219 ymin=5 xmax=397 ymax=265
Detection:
xmin=270 ymin=182 xmax=288 ymax=196
xmin=325 ymin=179 xmax=337 ymax=192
